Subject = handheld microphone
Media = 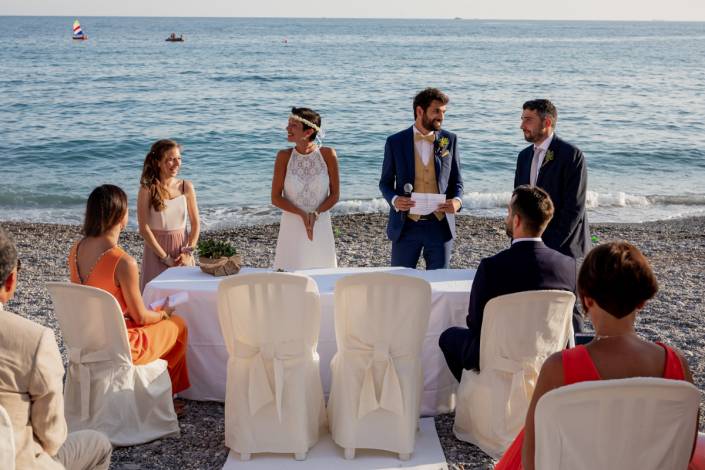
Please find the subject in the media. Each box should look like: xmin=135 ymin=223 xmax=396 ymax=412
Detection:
xmin=403 ymin=183 xmax=413 ymax=197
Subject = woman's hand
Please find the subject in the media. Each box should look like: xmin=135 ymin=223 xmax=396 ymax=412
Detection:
xmin=161 ymin=254 xmax=176 ymax=267
xmin=174 ymin=252 xmax=194 ymax=266
xmin=307 ymin=211 xmax=319 ymax=241
xmin=301 ymin=212 xmax=314 ymax=241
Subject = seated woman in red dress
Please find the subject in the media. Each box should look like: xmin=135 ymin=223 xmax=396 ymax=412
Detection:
xmin=495 ymin=241 xmax=703 ymax=470
xmin=68 ymin=184 xmax=190 ymax=407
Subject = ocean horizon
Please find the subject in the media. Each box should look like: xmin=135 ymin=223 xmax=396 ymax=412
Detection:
xmin=2 ymin=16 xmax=705 ymax=229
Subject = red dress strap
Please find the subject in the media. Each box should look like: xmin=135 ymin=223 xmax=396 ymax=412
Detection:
xmin=656 ymin=342 xmax=686 ymax=380
xmin=562 ymin=345 xmax=601 ymax=384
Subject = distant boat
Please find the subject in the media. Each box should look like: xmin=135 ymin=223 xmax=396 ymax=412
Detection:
xmin=166 ymin=33 xmax=184 ymax=42
xmin=72 ymin=19 xmax=87 ymax=40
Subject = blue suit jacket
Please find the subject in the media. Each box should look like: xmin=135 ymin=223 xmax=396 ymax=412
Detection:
xmin=514 ymin=135 xmax=591 ymax=258
xmin=465 ymin=240 xmax=577 ymax=370
xmin=379 ymin=126 xmax=464 ymax=242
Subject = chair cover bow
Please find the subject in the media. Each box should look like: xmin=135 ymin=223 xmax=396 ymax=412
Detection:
xmin=493 ymin=356 xmax=540 ymax=432
xmin=67 ymin=347 xmax=112 ymax=421
xmin=232 ymin=338 xmax=308 ymax=422
xmin=350 ymin=341 xmax=406 ymax=419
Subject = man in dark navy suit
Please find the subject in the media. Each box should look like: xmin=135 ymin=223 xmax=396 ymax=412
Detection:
xmin=379 ymin=88 xmax=464 ymax=269
xmin=439 ymin=186 xmax=577 ymax=381
xmin=514 ymin=99 xmax=590 ymax=260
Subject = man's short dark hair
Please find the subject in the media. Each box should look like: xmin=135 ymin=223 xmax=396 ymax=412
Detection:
xmin=413 ymin=88 xmax=449 ymax=119
xmin=578 ymin=241 xmax=658 ymax=319
xmin=510 ymin=185 xmax=554 ymax=235
xmin=0 ymin=226 xmax=18 ymax=283
xmin=523 ymin=99 xmax=558 ymax=128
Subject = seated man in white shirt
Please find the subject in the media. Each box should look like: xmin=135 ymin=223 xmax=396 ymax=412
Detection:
xmin=438 ymin=186 xmax=578 ymax=380
xmin=0 ymin=226 xmax=113 ymax=470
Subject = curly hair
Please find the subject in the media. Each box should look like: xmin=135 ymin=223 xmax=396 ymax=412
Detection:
xmin=0 ymin=226 xmax=18 ymax=284
xmin=140 ymin=139 xmax=180 ymax=211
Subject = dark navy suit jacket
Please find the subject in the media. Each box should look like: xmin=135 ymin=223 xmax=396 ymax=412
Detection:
xmin=379 ymin=126 xmax=464 ymax=242
xmin=464 ymin=240 xmax=577 ymax=370
xmin=514 ymin=135 xmax=591 ymax=258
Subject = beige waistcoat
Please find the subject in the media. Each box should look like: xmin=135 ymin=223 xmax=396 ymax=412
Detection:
xmin=408 ymin=149 xmax=445 ymax=222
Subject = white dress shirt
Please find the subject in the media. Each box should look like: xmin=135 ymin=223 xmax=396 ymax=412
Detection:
xmin=512 ymin=237 xmax=543 ymax=245
xmin=413 ymin=125 xmax=434 ymax=166
xmin=532 ymin=132 xmax=554 ymax=183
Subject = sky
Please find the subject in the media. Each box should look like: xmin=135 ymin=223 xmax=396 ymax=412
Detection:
xmin=1 ymin=0 xmax=705 ymax=21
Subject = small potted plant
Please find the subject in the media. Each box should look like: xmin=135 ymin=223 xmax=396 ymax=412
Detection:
xmin=196 ymin=239 xmax=241 ymax=276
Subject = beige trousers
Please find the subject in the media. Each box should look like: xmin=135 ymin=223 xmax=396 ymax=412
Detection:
xmin=54 ymin=430 xmax=112 ymax=470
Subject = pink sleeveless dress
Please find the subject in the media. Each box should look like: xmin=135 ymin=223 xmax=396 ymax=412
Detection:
xmin=141 ymin=189 xmax=193 ymax=291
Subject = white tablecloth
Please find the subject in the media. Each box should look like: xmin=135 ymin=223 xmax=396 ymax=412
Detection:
xmin=143 ymin=266 xmax=475 ymax=416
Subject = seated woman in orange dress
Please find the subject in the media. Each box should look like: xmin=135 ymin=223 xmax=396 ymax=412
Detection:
xmin=495 ymin=241 xmax=703 ymax=470
xmin=68 ymin=184 xmax=190 ymax=402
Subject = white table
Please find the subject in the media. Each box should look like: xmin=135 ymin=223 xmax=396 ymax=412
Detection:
xmin=143 ymin=266 xmax=475 ymax=416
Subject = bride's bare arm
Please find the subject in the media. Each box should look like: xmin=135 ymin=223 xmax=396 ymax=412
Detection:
xmin=315 ymin=147 xmax=340 ymax=214
xmin=271 ymin=149 xmax=309 ymax=219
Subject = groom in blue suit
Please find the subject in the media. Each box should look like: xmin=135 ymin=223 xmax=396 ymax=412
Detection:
xmin=379 ymin=88 xmax=464 ymax=269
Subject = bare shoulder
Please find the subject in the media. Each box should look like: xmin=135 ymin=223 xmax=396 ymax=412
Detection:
xmin=117 ymin=252 xmax=139 ymax=273
xmin=319 ymin=146 xmax=338 ymax=159
xmin=182 ymin=179 xmax=195 ymax=193
xmin=276 ymin=148 xmax=294 ymax=162
xmin=538 ymin=351 xmax=565 ymax=389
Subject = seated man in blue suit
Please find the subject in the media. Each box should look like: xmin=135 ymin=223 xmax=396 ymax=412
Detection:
xmin=379 ymin=87 xmax=464 ymax=270
xmin=439 ymin=185 xmax=577 ymax=381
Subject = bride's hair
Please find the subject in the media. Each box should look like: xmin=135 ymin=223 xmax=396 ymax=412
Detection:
xmin=140 ymin=139 xmax=180 ymax=212
xmin=291 ymin=107 xmax=321 ymax=141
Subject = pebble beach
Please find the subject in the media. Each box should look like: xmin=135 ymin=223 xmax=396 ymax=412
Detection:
xmin=2 ymin=213 xmax=704 ymax=469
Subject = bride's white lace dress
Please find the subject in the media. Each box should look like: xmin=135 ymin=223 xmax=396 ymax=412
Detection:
xmin=273 ymin=147 xmax=337 ymax=270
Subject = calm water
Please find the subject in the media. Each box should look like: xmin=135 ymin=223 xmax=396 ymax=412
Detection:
xmin=2 ymin=17 xmax=705 ymax=228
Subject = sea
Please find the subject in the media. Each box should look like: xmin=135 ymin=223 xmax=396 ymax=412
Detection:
xmin=2 ymin=16 xmax=705 ymax=229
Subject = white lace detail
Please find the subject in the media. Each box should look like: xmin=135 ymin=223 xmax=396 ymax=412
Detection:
xmin=284 ymin=147 xmax=330 ymax=212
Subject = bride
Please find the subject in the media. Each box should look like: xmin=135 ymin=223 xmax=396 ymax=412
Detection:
xmin=271 ymin=107 xmax=339 ymax=270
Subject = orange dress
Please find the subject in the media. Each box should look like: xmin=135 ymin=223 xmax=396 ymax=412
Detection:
xmin=494 ymin=343 xmax=702 ymax=470
xmin=69 ymin=242 xmax=190 ymax=393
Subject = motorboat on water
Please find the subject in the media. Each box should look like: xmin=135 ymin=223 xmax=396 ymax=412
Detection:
xmin=166 ymin=33 xmax=184 ymax=42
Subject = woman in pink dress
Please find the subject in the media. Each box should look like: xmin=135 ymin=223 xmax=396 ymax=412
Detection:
xmin=138 ymin=139 xmax=200 ymax=290
xmin=495 ymin=241 xmax=703 ymax=470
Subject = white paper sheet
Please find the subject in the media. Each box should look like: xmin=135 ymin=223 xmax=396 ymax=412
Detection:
xmin=409 ymin=192 xmax=446 ymax=215
xmin=148 ymin=291 xmax=189 ymax=310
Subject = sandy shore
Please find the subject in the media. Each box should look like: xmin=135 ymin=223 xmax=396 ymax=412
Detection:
xmin=2 ymin=213 xmax=704 ymax=469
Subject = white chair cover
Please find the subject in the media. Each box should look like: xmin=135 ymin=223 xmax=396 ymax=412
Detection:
xmin=535 ymin=377 xmax=700 ymax=470
xmin=0 ymin=404 xmax=15 ymax=470
xmin=217 ymin=273 xmax=326 ymax=458
xmin=327 ymin=273 xmax=432 ymax=457
xmin=46 ymin=282 xmax=179 ymax=446
xmin=453 ymin=290 xmax=575 ymax=458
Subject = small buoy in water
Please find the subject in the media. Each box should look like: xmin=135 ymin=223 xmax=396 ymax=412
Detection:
xmin=282 ymin=38 xmax=288 ymax=44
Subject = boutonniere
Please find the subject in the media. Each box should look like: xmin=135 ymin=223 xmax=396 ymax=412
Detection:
xmin=541 ymin=149 xmax=555 ymax=168
xmin=435 ymin=136 xmax=450 ymax=158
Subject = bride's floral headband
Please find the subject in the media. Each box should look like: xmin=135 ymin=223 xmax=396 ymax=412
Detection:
xmin=289 ymin=114 xmax=321 ymax=133
xmin=289 ymin=113 xmax=326 ymax=145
